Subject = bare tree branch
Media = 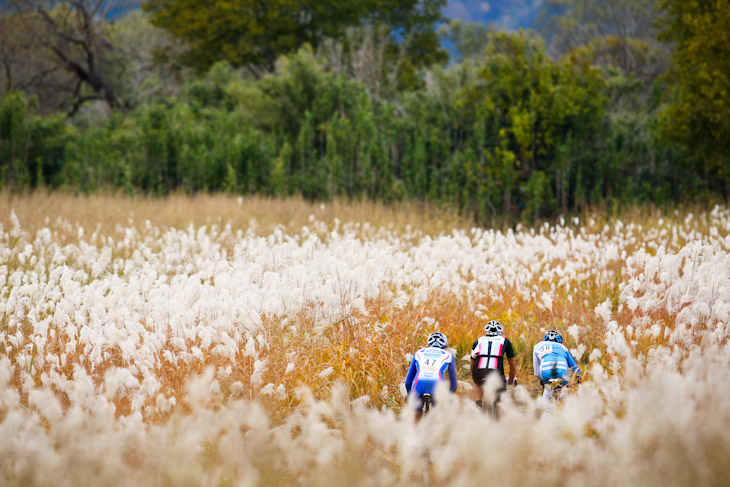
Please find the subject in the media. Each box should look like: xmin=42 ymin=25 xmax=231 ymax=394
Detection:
xmin=2 ymin=57 xmax=12 ymax=92
xmin=68 ymin=94 xmax=102 ymax=116
xmin=4 ymin=0 xmax=129 ymax=113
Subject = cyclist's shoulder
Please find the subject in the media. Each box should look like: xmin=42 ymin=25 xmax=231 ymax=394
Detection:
xmin=417 ymin=346 xmax=450 ymax=356
xmin=477 ymin=335 xmax=508 ymax=344
xmin=434 ymin=347 xmax=453 ymax=358
xmin=537 ymin=341 xmax=571 ymax=354
xmin=533 ymin=340 xmax=559 ymax=352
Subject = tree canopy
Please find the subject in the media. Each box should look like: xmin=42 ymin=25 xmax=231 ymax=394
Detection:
xmin=1 ymin=0 xmax=727 ymax=220
xmin=658 ymin=0 xmax=730 ymax=194
xmin=537 ymin=0 xmax=668 ymax=81
xmin=142 ymin=0 xmax=447 ymax=74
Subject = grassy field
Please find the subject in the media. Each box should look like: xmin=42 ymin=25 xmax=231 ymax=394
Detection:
xmin=1 ymin=192 xmax=728 ymax=486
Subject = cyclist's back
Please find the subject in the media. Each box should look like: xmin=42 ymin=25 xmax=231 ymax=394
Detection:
xmin=405 ymin=332 xmax=457 ymax=419
xmin=470 ymin=320 xmax=516 ymax=415
xmin=406 ymin=346 xmax=457 ymax=397
xmin=533 ymin=330 xmax=581 ymax=388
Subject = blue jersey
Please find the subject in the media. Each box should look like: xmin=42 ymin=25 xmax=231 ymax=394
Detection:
xmin=532 ymin=340 xmax=581 ymax=384
xmin=405 ymin=346 xmax=458 ymax=397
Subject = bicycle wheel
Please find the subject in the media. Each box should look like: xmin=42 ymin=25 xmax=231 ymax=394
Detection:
xmin=421 ymin=393 xmax=432 ymax=414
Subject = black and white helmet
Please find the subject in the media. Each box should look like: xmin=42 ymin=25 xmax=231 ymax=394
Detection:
xmin=484 ymin=320 xmax=504 ymax=336
xmin=544 ymin=329 xmax=563 ymax=343
xmin=427 ymin=331 xmax=448 ymax=349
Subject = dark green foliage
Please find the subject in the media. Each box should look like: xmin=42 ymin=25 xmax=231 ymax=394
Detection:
xmin=143 ymin=0 xmax=447 ymax=74
xmin=657 ymin=0 xmax=730 ymax=196
xmin=0 ymin=25 xmax=715 ymax=222
xmin=0 ymin=92 xmax=71 ymax=189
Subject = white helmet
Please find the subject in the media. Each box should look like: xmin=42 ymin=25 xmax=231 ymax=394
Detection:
xmin=484 ymin=320 xmax=504 ymax=336
xmin=544 ymin=329 xmax=563 ymax=343
xmin=427 ymin=331 xmax=448 ymax=348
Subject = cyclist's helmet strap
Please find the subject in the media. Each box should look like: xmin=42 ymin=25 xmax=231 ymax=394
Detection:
xmin=484 ymin=320 xmax=504 ymax=336
xmin=427 ymin=331 xmax=448 ymax=348
xmin=544 ymin=329 xmax=563 ymax=343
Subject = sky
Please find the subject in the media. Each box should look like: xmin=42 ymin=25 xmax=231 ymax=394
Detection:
xmin=444 ymin=0 xmax=545 ymax=29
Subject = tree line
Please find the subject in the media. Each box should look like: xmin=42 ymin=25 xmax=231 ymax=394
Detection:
xmin=1 ymin=0 xmax=729 ymax=222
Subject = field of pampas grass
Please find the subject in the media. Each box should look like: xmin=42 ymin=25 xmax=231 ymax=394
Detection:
xmin=1 ymin=192 xmax=729 ymax=486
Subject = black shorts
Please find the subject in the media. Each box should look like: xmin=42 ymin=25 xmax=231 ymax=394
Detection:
xmin=472 ymin=369 xmax=507 ymax=390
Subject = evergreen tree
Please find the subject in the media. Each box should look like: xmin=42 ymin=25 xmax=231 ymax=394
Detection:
xmin=143 ymin=0 xmax=447 ymax=75
xmin=658 ymin=0 xmax=730 ymax=195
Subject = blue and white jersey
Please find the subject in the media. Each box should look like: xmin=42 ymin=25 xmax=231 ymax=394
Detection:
xmin=532 ymin=340 xmax=581 ymax=383
xmin=405 ymin=346 xmax=458 ymax=396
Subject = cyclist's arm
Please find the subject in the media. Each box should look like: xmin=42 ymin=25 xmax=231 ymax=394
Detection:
xmin=505 ymin=339 xmax=516 ymax=385
xmin=447 ymin=359 xmax=458 ymax=393
xmin=469 ymin=339 xmax=478 ymax=377
xmin=565 ymin=348 xmax=581 ymax=375
xmin=507 ymin=356 xmax=516 ymax=385
xmin=532 ymin=346 xmax=541 ymax=378
xmin=405 ymin=358 xmax=417 ymax=394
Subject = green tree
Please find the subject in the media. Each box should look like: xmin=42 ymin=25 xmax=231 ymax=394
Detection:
xmin=318 ymin=23 xmax=442 ymax=97
xmin=143 ymin=0 xmax=447 ymax=75
xmin=455 ymin=31 xmax=606 ymax=218
xmin=658 ymin=0 xmax=730 ymax=194
xmin=104 ymin=11 xmax=189 ymax=108
xmin=0 ymin=92 xmax=70 ymax=188
xmin=439 ymin=19 xmax=492 ymax=62
xmin=538 ymin=0 xmax=668 ymax=82
xmin=535 ymin=0 xmax=679 ymax=207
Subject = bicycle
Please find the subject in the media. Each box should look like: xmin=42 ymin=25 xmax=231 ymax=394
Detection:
xmin=417 ymin=393 xmax=435 ymax=465
xmin=544 ymin=377 xmax=564 ymax=394
xmin=412 ymin=393 xmax=434 ymax=424
xmin=420 ymin=393 xmax=433 ymax=414
xmin=487 ymin=378 xmax=517 ymax=419
xmin=540 ymin=374 xmax=581 ymax=411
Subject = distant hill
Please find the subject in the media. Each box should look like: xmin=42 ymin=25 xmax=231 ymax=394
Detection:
xmin=444 ymin=0 xmax=545 ymax=29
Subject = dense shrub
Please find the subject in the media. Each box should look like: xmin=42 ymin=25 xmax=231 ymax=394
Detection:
xmin=0 ymin=32 xmax=703 ymax=220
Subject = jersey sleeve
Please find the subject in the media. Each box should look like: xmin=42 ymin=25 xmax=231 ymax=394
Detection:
xmin=565 ymin=348 xmax=581 ymax=374
xmin=405 ymin=357 xmax=418 ymax=394
xmin=447 ymin=358 xmax=458 ymax=393
xmin=532 ymin=345 xmax=541 ymax=377
xmin=504 ymin=339 xmax=515 ymax=358
xmin=470 ymin=339 xmax=479 ymax=358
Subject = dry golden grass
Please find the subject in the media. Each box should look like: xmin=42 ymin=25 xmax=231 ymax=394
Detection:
xmin=0 ymin=190 xmax=650 ymax=419
xmin=0 ymin=191 xmax=469 ymax=238
xmin=2 ymin=192 xmax=729 ymax=487
xmin=0 ymin=191 xmax=479 ymax=421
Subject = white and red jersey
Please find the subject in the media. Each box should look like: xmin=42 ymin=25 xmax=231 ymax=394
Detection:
xmin=471 ymin=335 xmax=515 ymax=378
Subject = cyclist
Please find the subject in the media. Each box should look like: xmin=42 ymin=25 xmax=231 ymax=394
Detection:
xmin=405 ymin=331 xmax=458 ymax=421
xmin=532 ymin=329 xmax=582 ymax=402
xmin=470 ymin=320 xmax=516 ymax=416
